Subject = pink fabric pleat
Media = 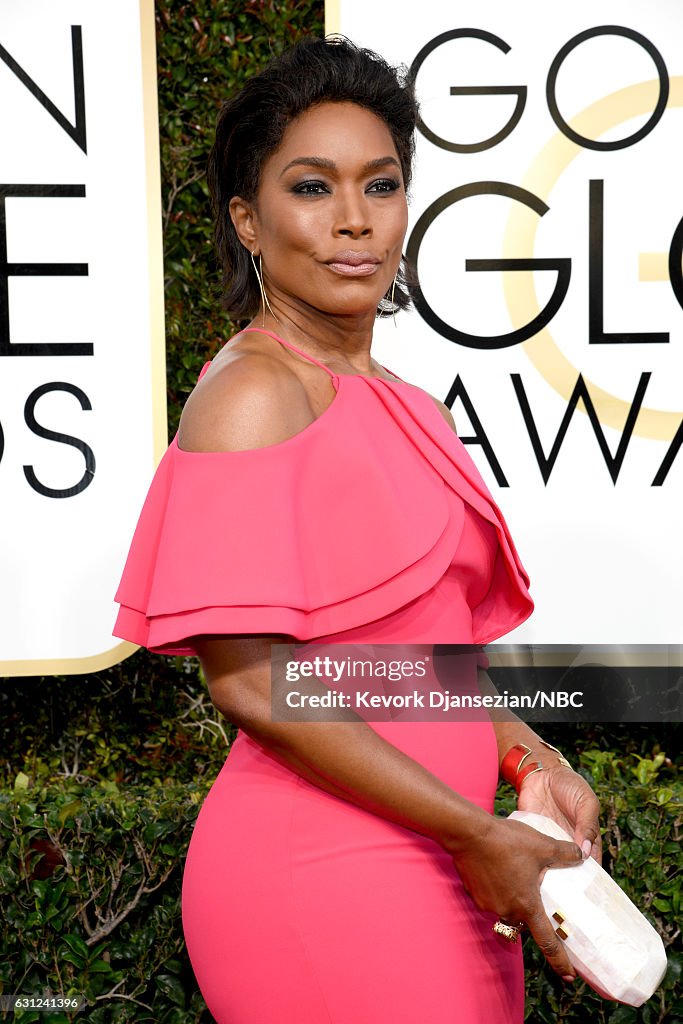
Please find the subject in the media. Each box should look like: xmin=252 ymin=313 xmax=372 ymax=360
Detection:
xmin=113 ymin=360 xmax=533 ymax=654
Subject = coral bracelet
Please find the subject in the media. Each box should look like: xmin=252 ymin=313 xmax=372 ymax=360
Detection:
xmin=501 ymin=743 xmax=543 ymax=793
xmin=501 ymin=740 xmax=573 ymax=793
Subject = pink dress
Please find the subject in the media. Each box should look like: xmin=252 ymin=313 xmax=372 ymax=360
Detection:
xmin=113 ymin=328 xmax=535 ymax=1023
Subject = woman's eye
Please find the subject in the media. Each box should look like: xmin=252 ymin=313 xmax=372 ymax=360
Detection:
xmin=292 ymin=178 xmax=401 ymax=196
xmin=293 ymin=180 xmax=329 ymax=195
xmin=368 ymin=178 xmax=401 ymax=193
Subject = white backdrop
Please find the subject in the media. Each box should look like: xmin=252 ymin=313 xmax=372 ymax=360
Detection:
xmin=330 ymin=0 xmax=683 ymax=646
xmin=0 ymin=0 xmax=165 ymax=674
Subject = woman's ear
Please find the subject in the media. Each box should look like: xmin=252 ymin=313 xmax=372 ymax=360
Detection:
xmin=229 ymin=196 xmax=258 ymax=252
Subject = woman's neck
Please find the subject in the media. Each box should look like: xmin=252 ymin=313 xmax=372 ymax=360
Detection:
xmin=251 ymin=305 xmax=378 ymax=375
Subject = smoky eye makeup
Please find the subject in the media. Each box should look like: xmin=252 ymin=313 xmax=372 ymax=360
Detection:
xmin=290 ymin=176 xmax=402 ymax=195
xmin=368 ymin=177 xmax=402 ymax=192
xmin=291 ymin=179 xmax=330 ymax=194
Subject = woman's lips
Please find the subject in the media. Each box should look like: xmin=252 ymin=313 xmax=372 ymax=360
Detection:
xmin=326 ymin=261 xmax=380 ymax=276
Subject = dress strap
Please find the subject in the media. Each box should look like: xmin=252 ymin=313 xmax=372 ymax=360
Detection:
xmin=238 ymin=327 xmax=338 ymax=380
xmin=201 ymin=327 xmax=406 ymax=385
xmin=378 ymin=362 xmax=406 ymax=383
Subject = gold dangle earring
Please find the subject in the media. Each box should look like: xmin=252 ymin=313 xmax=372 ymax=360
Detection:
xmin=377 ymin=268 xmax=400 ymax=324
xmin=390 ymin=271 xmax=398 ymax=329
xmin=250 ymin=249 xmax=279 ymax=326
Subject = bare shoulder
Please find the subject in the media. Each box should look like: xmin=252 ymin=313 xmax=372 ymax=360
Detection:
xmin=423 ymin=390 xmax=457 ymax=435
xmin=178 ymin=346 xmax=314 ymax=453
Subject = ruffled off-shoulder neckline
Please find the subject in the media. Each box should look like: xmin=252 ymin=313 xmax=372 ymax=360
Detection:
xmin=113 ymin=358 xmax=534 ymax=654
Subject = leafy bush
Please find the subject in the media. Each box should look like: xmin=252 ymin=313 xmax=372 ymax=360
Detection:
xmin=2 ymin=672 xmax=680 ymax=1023
xmin=495 ymin=736 xmax=682 ymax=1023
xmin=0 ymin=659 xmax=230 ymax=1022
xmin=1 ymin=779 xmax=206 ymax=1023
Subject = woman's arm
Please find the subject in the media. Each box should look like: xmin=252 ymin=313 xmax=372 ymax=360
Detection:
xmin=476 ymin=666 xmax=603 ymax=862
xmin=195 ymin=632 xmax=583 ymax=983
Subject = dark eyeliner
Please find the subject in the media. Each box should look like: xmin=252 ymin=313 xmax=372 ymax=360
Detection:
xmin=368 ymin=177 xmax=401 ymax=192
xmin=292 ymin=179 xmax=329 ymax=194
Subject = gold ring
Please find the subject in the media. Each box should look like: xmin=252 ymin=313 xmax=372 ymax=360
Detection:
xmin=493 ymin=920 xmax=523 ymax=943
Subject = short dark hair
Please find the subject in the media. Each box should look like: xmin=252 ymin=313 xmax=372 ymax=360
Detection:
xmin=207 ymin=35 xmax=419 ymax=320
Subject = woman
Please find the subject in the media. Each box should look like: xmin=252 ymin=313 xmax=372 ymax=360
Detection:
xmin=113 ymin=36 xmax=601 ymax=1023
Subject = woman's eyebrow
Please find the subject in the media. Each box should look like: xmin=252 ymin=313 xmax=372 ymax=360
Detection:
xmin=279 ymin=155 xmax=401 ymax=176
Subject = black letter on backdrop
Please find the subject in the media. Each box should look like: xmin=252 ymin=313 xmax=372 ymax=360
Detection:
xmin=546 ymin=26 xmax=668 ymax=151
xmin=0 ymin=25 xmax=86 ymax=153
xmin=23 ymin=382 xmax=95 ymax=498
xmin=652 ymin=418 xmax=683 ymax=486
xmin=411 ymin=29 xmax=526 ymax=153
xmin=0 ymin=184 xmax=91 ymax=356
xmin=406 ymin=181 xmax=570 ymax=349
xmin=667 ymin=213 xmax=683 ymax=312
xmin=589 ymin=180 xmax=667 ymax=344
xmin=443 ymin=374 xmax=509 ymax=486
xmin=513 ymin=371 xmax=651 ymax=484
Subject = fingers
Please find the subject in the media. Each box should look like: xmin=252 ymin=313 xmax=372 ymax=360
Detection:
xmin=535 ymin=837 xmax=583 ymax=889
xmin=575 ymin=800 xmax=603 ymax=865
xmin=549 ymin=838 xmax=584 ymax=867
xmin=525 ymin=903 xmax=576 ymax=981
xmin=574 ymin=794 xmax=600 ymax=844
xmin=586 ymin=827 xmax=603 ymax=865
xmin=572 ymin=789 xmax=602 ymax=861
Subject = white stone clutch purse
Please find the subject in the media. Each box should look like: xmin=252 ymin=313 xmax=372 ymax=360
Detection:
xmin=508 ymin=810 xmax=668 ymax=1006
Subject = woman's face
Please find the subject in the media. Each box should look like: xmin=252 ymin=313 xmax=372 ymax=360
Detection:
xmin=231 ymin=101 xmax=409 ymax=319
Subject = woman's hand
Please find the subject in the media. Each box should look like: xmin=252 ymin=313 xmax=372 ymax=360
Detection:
xmin=517 ymin=763 xmax=602 ymax=864
xmin=447 ymin=815 xmax=584 ymax=981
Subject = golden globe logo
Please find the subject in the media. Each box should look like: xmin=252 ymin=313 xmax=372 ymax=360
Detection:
xmin=405 ymin=25 xmax=682 ymax=486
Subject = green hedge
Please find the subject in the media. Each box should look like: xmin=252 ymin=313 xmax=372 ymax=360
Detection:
xmin=0 ymin=656 xmax=231 ymax=1023
xmin=1 ymin=782 xmax=204 ymax=1022
xmin=1 ymin=667 xmax=680 ymax=1022
xmin=1 ymin=1 xmax=682 ymax=1022
xmin=495 ymin=736 xmax=682 ymax=1023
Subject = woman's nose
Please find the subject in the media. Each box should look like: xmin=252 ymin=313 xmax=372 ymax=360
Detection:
xmin=333 ymin=191 xmax=372 ymax=238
